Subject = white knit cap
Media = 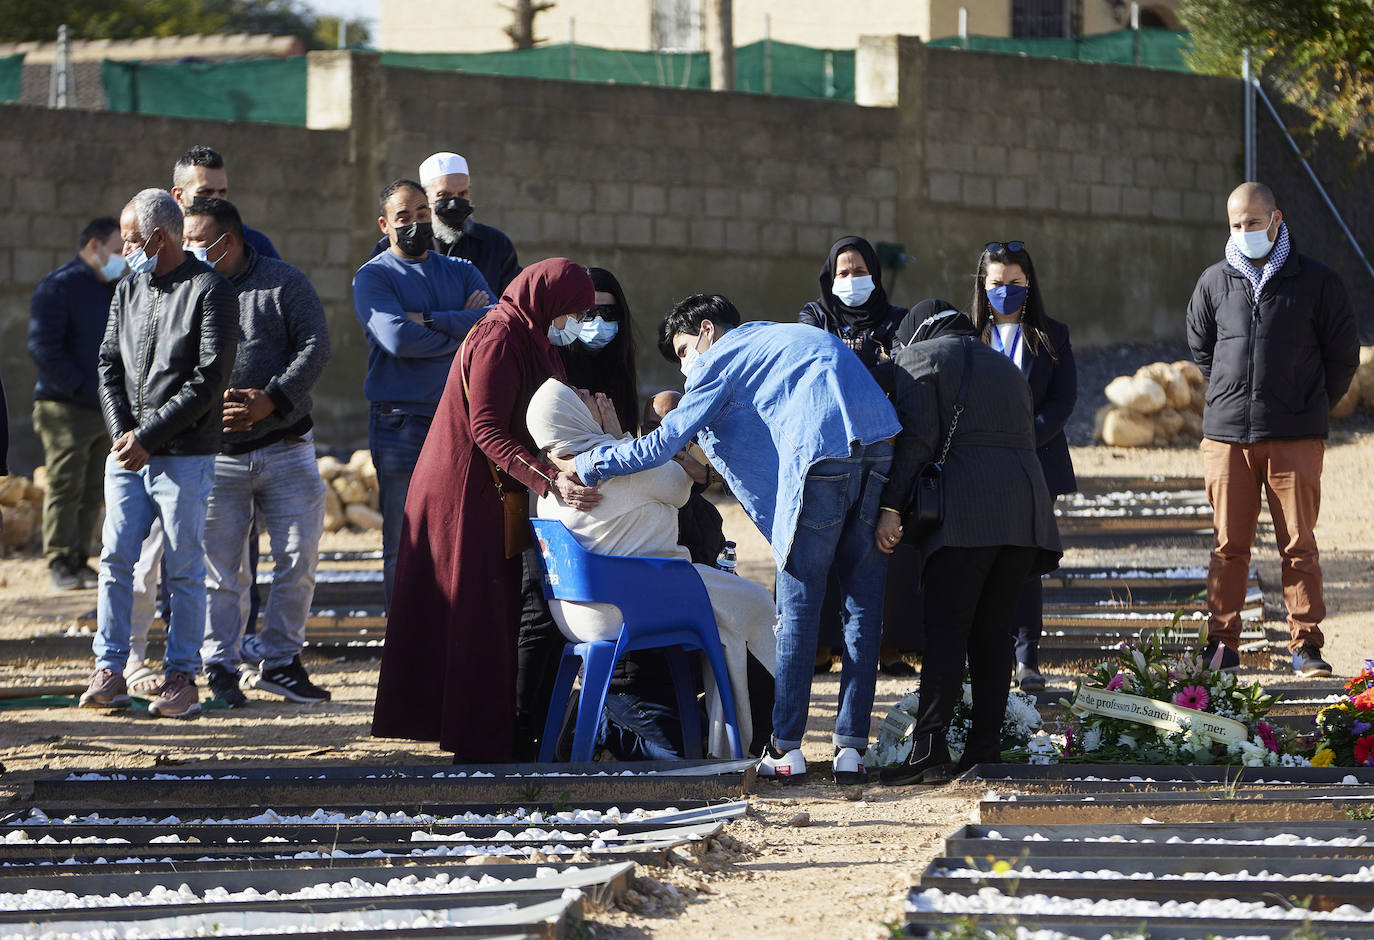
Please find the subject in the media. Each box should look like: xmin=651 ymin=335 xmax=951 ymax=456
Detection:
xmin=418 ymin=152 xmax=469 ymax=184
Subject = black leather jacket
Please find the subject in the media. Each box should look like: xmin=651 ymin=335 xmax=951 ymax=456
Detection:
xmin=98 ymin=252 xmax=239 ymax=456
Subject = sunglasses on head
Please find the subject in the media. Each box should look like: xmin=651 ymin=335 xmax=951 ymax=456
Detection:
xmin=985 ymin=241 xmax=1025 ymax=254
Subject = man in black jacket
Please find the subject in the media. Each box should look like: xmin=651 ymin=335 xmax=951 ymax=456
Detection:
xmin=1187 ymin=181 xmax=1357 ymax=678
xmin=79 ymin=189 xmax=239 ymax=719
xmin=28 ymin=217 xmax=124 ymax=590
xmin=367 ymin=151 xmax=520 ymax=294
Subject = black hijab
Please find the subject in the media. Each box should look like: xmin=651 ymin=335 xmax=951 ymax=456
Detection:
xmin=908 ymin=307 xmax=977 ymax=344
xmin=557 ymin=266 xmax=641 ymax=434
xmin=895 ymin=297 xmax=962 ymax=346
xmin=816 ymin=235 xmax=893 ymax=331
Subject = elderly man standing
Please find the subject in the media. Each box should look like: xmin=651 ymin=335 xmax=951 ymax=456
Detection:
xmin=28 ymin=217 xmax=125 ymax=591
xmin=1187 ymin=181 xmax=1357 ymax=678
xmin=370 ymin=152 xmax=520 ymax=294
xmin=354 ymin=178 xmax=495 ymax=607
xmin=183 ymin=197 xmax=332 ymax=707
xmin=565 ymin=294 xmax=900 ymax=785
xmin=79 ymin=189 xmax=238 ymax=719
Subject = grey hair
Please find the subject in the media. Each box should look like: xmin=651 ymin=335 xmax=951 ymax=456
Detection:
xmin=127 ymin=188 xmax=183 ymax=245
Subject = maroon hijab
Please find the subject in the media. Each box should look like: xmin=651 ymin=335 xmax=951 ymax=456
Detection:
xmin=487 ymin=258 xmax=595 ymax=377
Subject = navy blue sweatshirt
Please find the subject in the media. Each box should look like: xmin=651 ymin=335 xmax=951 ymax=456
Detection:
xmin=28 ymin=255 xmax=118 ymax=411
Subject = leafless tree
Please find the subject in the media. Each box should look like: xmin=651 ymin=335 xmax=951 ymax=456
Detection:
xmin=503 ymin=0 xmax=555 ymax=49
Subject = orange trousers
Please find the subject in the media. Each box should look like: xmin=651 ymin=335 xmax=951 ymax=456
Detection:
xmin=1201 ymin=437 xmax=1326 ymax=653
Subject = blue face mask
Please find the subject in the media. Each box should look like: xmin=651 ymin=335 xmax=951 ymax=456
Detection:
xmin=579 ymin=315 xmax=619 ymax=349
xmin=547 ymin=317 xmax=582 ymax=347
xmin=986 ymin=283 xmax=1028 ymax=317
xmin=126 ymin=237 xmax=158 ymax=277
xmin=99 ymin=251 xmax=127 ymax=281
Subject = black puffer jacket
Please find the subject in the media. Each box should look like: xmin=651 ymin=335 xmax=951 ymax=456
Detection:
xmin=1186 ymin=248 xmax=1356 ymax=444
xmin=98 ymin=252 xmax=239 ymax=456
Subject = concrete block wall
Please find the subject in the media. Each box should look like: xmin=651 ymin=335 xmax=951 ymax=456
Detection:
xmin=1 ymin=45 xmax=1268 ymax=469
xmin=903 ymin=46 xmax=1244 ymax=343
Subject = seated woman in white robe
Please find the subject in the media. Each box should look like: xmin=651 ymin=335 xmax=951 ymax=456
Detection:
xmin=526 ymin=377 xmax=777 ymax=758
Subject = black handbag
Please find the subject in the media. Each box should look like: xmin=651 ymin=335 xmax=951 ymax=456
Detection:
xmin=906 ymin=338 xmax=973 ymax=533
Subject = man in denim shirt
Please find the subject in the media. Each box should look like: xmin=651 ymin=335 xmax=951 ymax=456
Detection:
xmin=569 ymin=294 xmax=900 ymax=785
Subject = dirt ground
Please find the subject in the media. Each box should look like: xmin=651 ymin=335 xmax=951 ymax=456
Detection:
xmin=1 ymin=438 xmax=1372 ymax=938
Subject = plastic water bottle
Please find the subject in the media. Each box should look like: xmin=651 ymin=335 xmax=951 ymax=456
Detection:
xmin=716 ymin=541 xmax=738 ymax=575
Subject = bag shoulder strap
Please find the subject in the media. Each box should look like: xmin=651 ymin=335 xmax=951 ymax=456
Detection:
xmin=935 ymin=338 xmax=974 ymax=467
xmin=457 ymin=334 xmax=508 ymax=497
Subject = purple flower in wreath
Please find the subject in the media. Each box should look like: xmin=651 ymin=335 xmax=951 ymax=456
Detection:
xmin=1174 ymin=685 xmax=1210 ymax=710
xmin=1106 ymin=673 xmax=1125 ymax=691
xmin=1354 ymin=721 xmax=1373 ymax=736
xmin=1256 ymin=720 xmax=1279 ymax=753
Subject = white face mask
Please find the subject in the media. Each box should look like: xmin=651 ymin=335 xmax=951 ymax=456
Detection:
xmin=547 ymin=316 xmax=582 ymax=347
xmin=1230 ymin=212 xmax=1277 ymax=260
xmin=679 ymin=332 xmax=707 ymax=377
xmin=126 ymin=238 xmax=157 ymax=277
xmin=832 ymin=274 xmax=875 ymax=307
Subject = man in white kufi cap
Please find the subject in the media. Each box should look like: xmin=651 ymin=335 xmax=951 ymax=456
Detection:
xmin=367 ymin=151 xmax=521 ymax=294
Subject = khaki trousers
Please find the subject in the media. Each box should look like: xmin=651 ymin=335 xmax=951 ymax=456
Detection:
xmin=1201 ymin=437 xmax=1325 ymax=653
xmin=33 ymin=400 xmax=109 ymax=566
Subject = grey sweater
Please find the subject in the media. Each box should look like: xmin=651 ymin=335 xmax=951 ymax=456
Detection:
xmin=222 ymin=248 xmax=331 ymax=456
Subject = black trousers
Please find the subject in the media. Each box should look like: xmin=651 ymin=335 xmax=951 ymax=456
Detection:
xmin=1012 ymin=573 xmax=1043 ymax=669
xmin=515 ymin=546 xmax=566 ymax=761
xmin=915 ymin=544 xmax=1038 ymax=763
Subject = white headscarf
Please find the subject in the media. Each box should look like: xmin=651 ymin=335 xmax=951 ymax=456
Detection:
xmin=527 ymin=379 xmax=617 ymax=459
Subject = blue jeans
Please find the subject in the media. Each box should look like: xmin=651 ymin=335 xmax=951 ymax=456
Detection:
xmin=772 ymin=440 xmax=892 ymax=751
xmin=202 ymin=437 xmax=326 ymax=671
xmin=600 ymin=692 xmax=689 ymax=761
xmin=369 ymin=405 xmax=434 ymax=609
xmin=95 ymin=454 xmax=215 ymax=677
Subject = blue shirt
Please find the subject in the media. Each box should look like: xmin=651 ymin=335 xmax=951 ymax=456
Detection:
xmin=576 ymin=321 xmax=901 ymax=565
xmin=352 ymin=249 xmax=495 ymax=415
xmin=28 ymin=256 xmax=117 ymax=410
xmin=244 ymin=225 xmax=279 ymax=260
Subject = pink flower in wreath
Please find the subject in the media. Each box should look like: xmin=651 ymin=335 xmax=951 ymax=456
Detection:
xmin=1105 ymin=673 xmax=1125 ymax=691
xmin=1256 ymin=720 xmax=1279 ymax=753
xmin=1174 ymin=685 xmax=1210 ymax=710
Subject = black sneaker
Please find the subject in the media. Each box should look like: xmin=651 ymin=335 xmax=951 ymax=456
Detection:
xmin=205 ymin=663 xmax=248 ymax=708
xmin=73 ymin=563 xmax=99 ymax=590
xmin=49 ymin=558 xmax=81 ymax=591
xmin=249 ymin=656 xmax=331 ymax=703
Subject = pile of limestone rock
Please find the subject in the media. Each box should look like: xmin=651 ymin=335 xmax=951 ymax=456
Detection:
xmin=1096 ymin=348 xmax=1374 ymax=448
xmin=0 ymin=469 xmax=45 ymax=551
xmin=316 ymin=450 xmax=383 ymax=534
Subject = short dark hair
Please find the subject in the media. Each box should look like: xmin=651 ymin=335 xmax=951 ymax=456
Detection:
xmin=184 ymin=196 xmax=245 ymax=245
xmin=379 ymin=178 xmax=425 ymax=215
xmin=173 ymin=145 xmax=225 ymax=189
xmin=78 ymin=216 xmax=119 ymax=250
xmin=658 ymin=293 xmax=741 ymax=363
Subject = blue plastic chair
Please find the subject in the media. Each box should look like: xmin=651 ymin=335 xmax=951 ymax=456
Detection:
xmin=530 ymin=518 xmax=744 ymax=762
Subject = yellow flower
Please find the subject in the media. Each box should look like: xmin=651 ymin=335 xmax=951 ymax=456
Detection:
xmin=1311 ymin=747 xmax=1336 ymax=767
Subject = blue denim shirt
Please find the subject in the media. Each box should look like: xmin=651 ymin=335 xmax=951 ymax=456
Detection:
xmin=575 ymin=321 xmax=900 ymax=566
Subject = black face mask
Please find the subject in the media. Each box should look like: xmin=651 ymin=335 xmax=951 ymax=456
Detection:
xmin=395 ymin=221 xmax=433 ymax=256
xmin=434 ymin=197 xmax=473 ymax=228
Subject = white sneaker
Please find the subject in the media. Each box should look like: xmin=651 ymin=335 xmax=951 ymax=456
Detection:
xmin=833 ymin=746 xmax=867 ymax=785
xmin=756 ymin=740 xmax=806 ymax=784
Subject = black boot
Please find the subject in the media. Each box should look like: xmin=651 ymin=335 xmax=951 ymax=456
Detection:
xmin=879 ymin=734 xmax=955 ymax=787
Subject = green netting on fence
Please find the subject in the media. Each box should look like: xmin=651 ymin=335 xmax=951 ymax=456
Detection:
xmin=0 ymin=53 xmax=23 ymax=103
xmin=927 ymin=29 xmax=1190 ymax=71
xmin=382 ymin=39 xmax=855 ymax=101
xmin=102 ymin=56 xmax=307 ymax=125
